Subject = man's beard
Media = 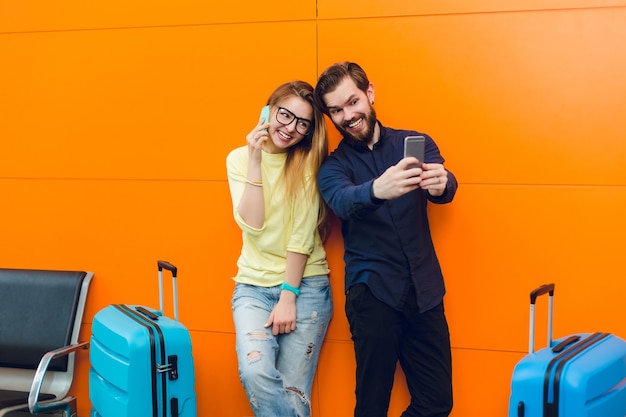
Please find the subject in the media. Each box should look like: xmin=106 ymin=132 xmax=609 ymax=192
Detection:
xmin=335 ymin=107 xmax=377 ymax=147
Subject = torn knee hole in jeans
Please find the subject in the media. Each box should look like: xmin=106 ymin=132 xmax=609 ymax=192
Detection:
xmin=245 ymin=329 xmax=271 ymax=363
xmin=304 ymin=342 xmax=315 ymax=359
xmin=247 ymin=329 xmax=271 ymax=340
xmin=246 ymin=350 xmax=262 ymax=363
xmin=286 ymin=386 xmax=309 ymax=405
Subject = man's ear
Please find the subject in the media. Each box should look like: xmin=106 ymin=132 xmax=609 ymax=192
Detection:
xmin=367 ymin=83 xmax=375 ymax=104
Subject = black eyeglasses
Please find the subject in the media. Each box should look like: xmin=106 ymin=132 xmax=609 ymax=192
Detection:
xmin=276 ymin=107 xmax=312 ymax=135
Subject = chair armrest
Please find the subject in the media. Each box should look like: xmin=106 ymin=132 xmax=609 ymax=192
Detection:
xmin=28 ymin=341 xmax=89 ymax=415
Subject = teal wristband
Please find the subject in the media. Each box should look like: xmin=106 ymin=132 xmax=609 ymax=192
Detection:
xmin=281 ymin=282 xmax=300 ymax=297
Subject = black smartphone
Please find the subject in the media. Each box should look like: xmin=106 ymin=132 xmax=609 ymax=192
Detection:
xmin=403 ymin=136 xmax=425 ymax=169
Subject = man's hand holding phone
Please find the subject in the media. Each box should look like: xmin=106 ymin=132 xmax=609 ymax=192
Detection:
xmin=371 ymin=135 xmax=448 ymax=200
xmin=419 ymin=163 xmax=448 ymax=197
xmin=403 ymin=135 xmax=447 ymax=195
xmin=371 ymin=158 xmax=423 ymax=201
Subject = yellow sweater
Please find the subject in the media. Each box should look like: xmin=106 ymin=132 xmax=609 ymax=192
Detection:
xmin=226 ymin=146 xmax=329 ymax=287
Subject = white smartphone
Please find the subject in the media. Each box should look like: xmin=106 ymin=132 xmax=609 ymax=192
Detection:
xmin=404 ymin=136 xmax=425 ymax=169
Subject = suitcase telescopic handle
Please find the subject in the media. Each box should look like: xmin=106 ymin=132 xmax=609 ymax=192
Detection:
xmin=157 ymin=260 xmax=179 ymax=321
xmin=528 ymin=283 xmax=555 ymax=354
xmin=158 ymin=260 xmax=178 ymax=277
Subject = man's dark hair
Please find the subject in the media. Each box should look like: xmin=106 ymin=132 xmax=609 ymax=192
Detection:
xmin=314 ymin=62 xmax=371 ymax=116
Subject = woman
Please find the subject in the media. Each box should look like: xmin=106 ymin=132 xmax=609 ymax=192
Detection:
xmin=226 ymin=80 xmax=333 ymax=417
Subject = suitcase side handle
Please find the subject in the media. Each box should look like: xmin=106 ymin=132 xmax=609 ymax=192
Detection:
xmin=136 ymin=306 xmax=160 ymax=321
xmin=551 ymin=335 xmax=580 ymax=353
xmin=157 ymin=260 xmax=179 ymax=321
xmin=528 ymin=283 xmax=555 ymax=354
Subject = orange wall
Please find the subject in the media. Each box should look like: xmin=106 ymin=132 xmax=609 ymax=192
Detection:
xmin=1 ymin=1 xmax=626 ymax=416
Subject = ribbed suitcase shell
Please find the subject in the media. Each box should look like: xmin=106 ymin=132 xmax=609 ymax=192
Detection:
xmin=89 ymin=261 xmax=196 ymax=417
xmin=508 ymin=284 xmax=626 ymax=417
xmin=509 ymin=332 xmax=626 ymax=417
xmin=89 ymin=304 xmax=197 ymax=417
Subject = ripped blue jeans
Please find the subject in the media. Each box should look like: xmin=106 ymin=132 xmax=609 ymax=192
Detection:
xmin=232 ymin=275 xmax=333 ymax=417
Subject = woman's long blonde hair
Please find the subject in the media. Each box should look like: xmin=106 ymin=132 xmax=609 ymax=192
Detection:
xmin=266 ymin=81 xmax=330 ymax=241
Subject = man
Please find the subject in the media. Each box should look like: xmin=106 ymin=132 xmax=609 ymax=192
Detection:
xmin=315 ymin=62 xmax=457 ymax=417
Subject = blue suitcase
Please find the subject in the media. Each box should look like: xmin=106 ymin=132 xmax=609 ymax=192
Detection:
xmin=89 ymin=261 xmax=197 ymax=417
xmin=508 ymin=283 xmax=626 ymax=417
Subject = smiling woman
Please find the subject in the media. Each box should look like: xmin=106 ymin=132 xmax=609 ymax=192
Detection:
xmin=225 ymin=80 xmax=333 ymax=417
xmin=261 ymin=98 xmax=313 ymax=153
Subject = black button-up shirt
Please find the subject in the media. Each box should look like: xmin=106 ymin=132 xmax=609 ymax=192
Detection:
xmin=317 ymin=123 xmax=458 ymax=312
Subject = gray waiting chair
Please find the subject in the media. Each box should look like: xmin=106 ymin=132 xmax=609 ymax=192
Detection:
xmin=0 ymin=268 xmax=94 ymax=417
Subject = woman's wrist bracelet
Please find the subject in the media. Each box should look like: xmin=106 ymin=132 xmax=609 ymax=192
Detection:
xmin=246 ymin=179 xmax=263 ymax=187
xmin=281 ymin=282 xmax=300 ymax=297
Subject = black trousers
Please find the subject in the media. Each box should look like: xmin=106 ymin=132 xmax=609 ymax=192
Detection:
xmin=345 ymin=284 xmax=453 ymax=417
